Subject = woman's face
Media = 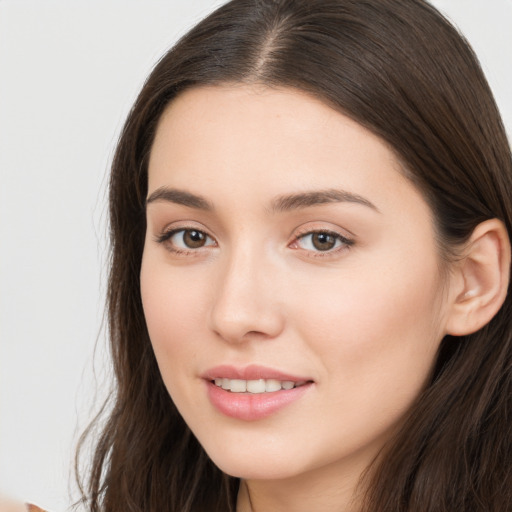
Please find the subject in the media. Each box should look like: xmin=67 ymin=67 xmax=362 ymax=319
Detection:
xmin=141 ymin=85 xmax=452 ymax=483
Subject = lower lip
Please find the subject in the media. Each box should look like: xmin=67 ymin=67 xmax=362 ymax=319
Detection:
xmin=206 ymin=381 xmax=313 ymax=421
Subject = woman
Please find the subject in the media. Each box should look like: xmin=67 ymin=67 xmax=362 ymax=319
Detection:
xmin=75 ymin=0 xmax=512 ymax=510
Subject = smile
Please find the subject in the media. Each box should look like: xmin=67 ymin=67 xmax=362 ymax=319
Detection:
xmin=213 ymin=378 xmax=308 ymax=393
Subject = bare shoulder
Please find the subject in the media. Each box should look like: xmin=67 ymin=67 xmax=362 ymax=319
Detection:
xmin=0 ymin=496 xmax=26 ymax=512
xmin=0 ymin=497 xmax=48 ymax=512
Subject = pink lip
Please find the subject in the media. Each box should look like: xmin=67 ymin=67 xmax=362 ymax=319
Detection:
xmin=202 ymin=364 xmax=310 ymax=382
xmin=202 ymin=365 xmax=314 ymax=421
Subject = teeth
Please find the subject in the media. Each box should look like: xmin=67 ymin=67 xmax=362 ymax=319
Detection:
xmin=230 ymin=379 xmax=247 ymax=392
xmin=247 ymin=379 xmax=266 ymax=393
xmin=213 ymin=378 xmax=303 ymax=393
xmin=265 ymin=379 xmax=282 ymax=392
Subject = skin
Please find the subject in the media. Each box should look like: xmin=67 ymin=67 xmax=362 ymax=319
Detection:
xmin=141 ymin=85 xmax=456 ymax=512
xmin=0 ymin=496 xmax=27 ymax=512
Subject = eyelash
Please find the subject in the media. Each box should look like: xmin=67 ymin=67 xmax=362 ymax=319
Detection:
xmin=291 ymin=229 xmax=354 ymax=257
xmin=155 ymin=227 xmax=354 ymax=257
xmin=155 ymin=227 xmax=216 ymax=255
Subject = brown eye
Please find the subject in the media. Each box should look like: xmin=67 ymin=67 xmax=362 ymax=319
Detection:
xmin=159 ymin=228 xmax=216 ymax=251
xmin=295 ymin=231 xmax=352 ymax=253
xmin=183 ymin=229 xmax=207 ymax=248
xmin=311 ymin=232 xmax=337 ymax=251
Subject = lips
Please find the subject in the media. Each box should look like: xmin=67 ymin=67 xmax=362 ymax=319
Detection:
xmin=202 ymin=364 xmax=311 ymax=382
xmin=203 ymin=364 xmax=314 ymax=421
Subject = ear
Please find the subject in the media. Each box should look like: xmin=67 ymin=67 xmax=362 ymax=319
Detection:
xmin=445 ymin=218 xmax=511 ymax=336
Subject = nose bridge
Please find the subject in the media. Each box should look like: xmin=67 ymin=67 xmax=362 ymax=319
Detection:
xmin=208 ymin=238 xmax=284 ymax=343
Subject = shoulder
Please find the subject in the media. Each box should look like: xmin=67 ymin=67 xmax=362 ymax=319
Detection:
xmin=0 ymin=497 xmax=47 ymax=512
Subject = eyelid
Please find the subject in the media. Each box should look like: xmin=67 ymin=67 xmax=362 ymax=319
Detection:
xmin=153 ymin=221 xmax=354 ymax=257
xmin=289 ymin=226 xmax=354 ymax=256
xmin=156 ymin=226 xmax=212 ymax=243
xmin=155 ymin=224 xmax=217 ymax=254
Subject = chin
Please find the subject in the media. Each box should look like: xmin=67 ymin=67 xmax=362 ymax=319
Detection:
xmin=212 ymin=457 xmax=299 ymax=481
xmin=199 ymin=438 xmax=312 ymax=481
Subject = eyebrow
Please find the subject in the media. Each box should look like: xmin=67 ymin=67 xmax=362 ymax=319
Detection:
xmin=271 ymin=189 xmax=379 ymax=213
xmin=146 ymin=187 xmax=214 ymax=210
xmin=145 ymin=186 xmax=379 ymax=213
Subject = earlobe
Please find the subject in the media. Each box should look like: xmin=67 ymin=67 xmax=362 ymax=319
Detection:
xmin=446 ymin=219 xmax=511 ymax=336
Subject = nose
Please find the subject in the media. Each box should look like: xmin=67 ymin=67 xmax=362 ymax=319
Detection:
xmin=208 ymin=245 xmax=285 ymax=344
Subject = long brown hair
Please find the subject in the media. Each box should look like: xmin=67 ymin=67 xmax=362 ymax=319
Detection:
xmin=76 ymin=0 xmax=512 ymax=510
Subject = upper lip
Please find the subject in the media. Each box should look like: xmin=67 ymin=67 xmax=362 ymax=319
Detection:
xmin=202 ymin=364 xmax=312 ymax=382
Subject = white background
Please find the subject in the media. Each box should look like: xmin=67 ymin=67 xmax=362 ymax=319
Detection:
xmin=0 ymin=1 xmax=511 ymax=510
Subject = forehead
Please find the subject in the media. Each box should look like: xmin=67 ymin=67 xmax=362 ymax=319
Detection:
xmin=147 ymin=84 xmax=425 ymax=219
xmin=151 ymin=84 xmax=388 ymax=160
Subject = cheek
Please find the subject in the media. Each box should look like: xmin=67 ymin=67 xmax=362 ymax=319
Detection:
xmin=294 ymin=248 xmax=445 ymax=415
xmin=140 ymin=255 xmax=210 ymax=385
xmin=320 ymin=272 xmax=441 ymax=354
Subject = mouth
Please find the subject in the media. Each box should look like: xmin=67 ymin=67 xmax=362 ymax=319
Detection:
xmin=203 ymin=365 xmax=314 ymax=421
xmin=211 ymin=378 xmax=309 ymax=394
